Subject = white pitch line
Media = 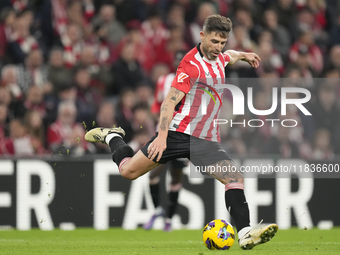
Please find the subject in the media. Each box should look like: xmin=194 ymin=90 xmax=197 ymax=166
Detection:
xmin=0 ymin=239 xmax=25 ymax=242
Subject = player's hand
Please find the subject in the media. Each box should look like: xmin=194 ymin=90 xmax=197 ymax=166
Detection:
xmin=242 ymin=53 xmax=261 ymax=68
xmin=147 ymin=136 xmax=167 ymax=162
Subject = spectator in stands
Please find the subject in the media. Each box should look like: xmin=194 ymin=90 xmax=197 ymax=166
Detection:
xmin=325 ymin=45 xmax=340 ymax=72
xmin=60 ymin=23 xmax=84 ymax=68
xmin=0 ymin=7 xmax=16 ymax=65
xmin=76 ymin=45 xmax=112 ymax=95
xmin=140 ymin=8 xmax=170 ymax=73
xmin=135 ymin=83 xmax=153 ymax=106
xmin=262 ymin=9 xmax=291 ymax=59
xmin=92 ymin=4 xmax=125 ymax=45
xmin=74 ymin=67 xmax=101 ymax=128
xmin=131 ymin=103 xmax=155 ymax=137
xmin=8 ymin=11 xmax=39 ymax=64
xmin=256 ymin=30 xmax=285 ymax=75
xmin=1 ymin=64 xmax=23 ymax=99
xmin=115 ymin=89 xmax=136 ymax=143
xmin=47 ymin=100 xmax=94 ymax=155
xmin=16 ymin=48 xmax=50 ymax=94
xmin=271 ymin=0 xmax=297 ymax=38
xmin=296 ymin=1 xmax=328 ymax=48
xmin=165 ymin=4 xmax=185 ymax=28
xmin=0 ymin=85 xmax=24 ymax=119
xmin=23 ymin=85 xmax=46 ymax=119
xmin=23 ymin=110 xmax=46 ymax=149
xmin=151 ymin=62 xmax=170 ymax=84
xmin=0 ymin=0 xmax=28 ymax=13
xmin=39 ymin=0 xmax=67 ymax=48
xmin=47 ymin=47 xmax=72 ymax=96
xmin=114 ymin=19 xmax=151 ymax=72
xmin=108 ymin=42 xmax=145 ymax=97
xmin=160 ymin=25 xmax=189 ymax=72
xmin=187 ymin=2 xmax=216 ymax=47
xmin=288 ymin=44 xmax=316 ymax=88
xmin=57 ymin=83 xmax=77 ymax=103
xmin=172 ymin=0 xmax=197 ymax=24
xmin=0 ymin=118 xmax=45 ymax=155
xmin=289 ymin=29 xmax=323 ymax=74
xmin=67 ymin=0 xmax=95 ymax=29
xmin=86 ymin=23 xmax=111 ymax=66
xmin=233 ymin=7 xmax=261 ymax=42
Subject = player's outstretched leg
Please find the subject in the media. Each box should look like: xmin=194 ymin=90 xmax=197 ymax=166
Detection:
xmin=85 ymin=127 xmax=159 ymax=180
xmin=85 ymin=127 xmax=134 ymax=173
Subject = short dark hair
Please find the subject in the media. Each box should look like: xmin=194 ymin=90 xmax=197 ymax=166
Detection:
xmin=203 ymin=15 xmax=233 ymax=38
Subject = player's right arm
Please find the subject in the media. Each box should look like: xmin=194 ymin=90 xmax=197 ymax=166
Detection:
xmin=147 ymin=57 xmax=195 ymax=162
xmin=147 ymin=87 xmax=185 ymax=162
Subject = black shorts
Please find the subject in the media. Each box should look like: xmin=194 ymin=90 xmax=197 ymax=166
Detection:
xmin=169 ymin=158 xmax=187 ymax=169
xmin=140 ymin=131 xmax=232 ymax=166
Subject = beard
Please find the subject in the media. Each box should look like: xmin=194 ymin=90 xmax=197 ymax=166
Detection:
xmin=202 ymin=43 xmax=217 ymax=61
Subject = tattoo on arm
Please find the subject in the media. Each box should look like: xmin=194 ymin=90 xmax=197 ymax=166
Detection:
xmin=168 ymin=87 xmax=185 ymax=104
xmin=160 ymin=104 xmax=167 ymax=112
xmin=158 ymin=88 xmax=185 ymax=132
xmin=159 ymin=117 xmax=168 ymax=131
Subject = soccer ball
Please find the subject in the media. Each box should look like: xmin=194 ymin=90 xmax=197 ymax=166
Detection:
xmin=202 ymin=219 xmax=235 ymax=250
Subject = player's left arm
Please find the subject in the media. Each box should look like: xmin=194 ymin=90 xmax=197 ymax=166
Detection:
xmin=224 ymin=50 xmax=261 ymax=68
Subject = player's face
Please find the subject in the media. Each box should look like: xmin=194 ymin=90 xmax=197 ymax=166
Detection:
xmin=200 ymin=31 xmax=228 ymax=61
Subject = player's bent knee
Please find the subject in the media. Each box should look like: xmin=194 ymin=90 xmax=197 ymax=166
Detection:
xmin=120 ymin=169 xmax=139 ymax=180
xmin=119 ymin=165 xmax=138 ymax=180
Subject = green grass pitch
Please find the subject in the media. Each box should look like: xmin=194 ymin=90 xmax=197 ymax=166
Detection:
xmin=0 ymin=228 xmax=339 ymax=255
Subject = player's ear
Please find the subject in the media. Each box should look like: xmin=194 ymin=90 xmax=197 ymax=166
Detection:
xmin=200 ymin=31 xmax=205 ymax=41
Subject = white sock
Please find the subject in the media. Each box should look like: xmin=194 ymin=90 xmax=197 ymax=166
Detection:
xmin=164 ymin=218 xmax=171 ymax=224
xmin=238 ymin=226 xmax=252 ymax=240
xmin=105 ymin=133 xmax=122 ymax=145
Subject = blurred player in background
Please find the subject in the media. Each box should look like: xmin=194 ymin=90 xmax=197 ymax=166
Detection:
xmin=143 ymin=50 xmax=187 ymax=232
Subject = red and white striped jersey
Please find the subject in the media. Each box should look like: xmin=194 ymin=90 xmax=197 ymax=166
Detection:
xmin=151 ymin=73 xmax=176 ymax=114
xmin=169 ymin=44 xmax=231 ymax=142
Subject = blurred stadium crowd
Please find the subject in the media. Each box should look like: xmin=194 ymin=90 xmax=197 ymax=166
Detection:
xmin=0 ymin=0 xmax=340 ymax=159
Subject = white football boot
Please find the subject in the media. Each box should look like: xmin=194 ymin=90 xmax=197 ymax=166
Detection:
xmin=85 ymin=127 xmax=126 ymax=143
xmin=238 ymin=223 xmax=278 ymax=250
